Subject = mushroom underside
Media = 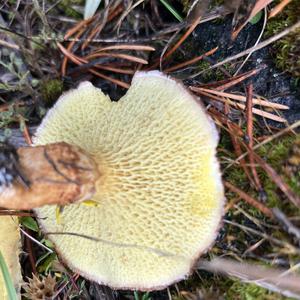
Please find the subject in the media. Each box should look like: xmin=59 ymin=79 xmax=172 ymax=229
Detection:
xmin=33 ymin=71 xmax=224 ymax=290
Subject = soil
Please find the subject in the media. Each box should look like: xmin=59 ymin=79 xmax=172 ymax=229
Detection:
xmin=182 ymin=15 xmax=300 ymax=125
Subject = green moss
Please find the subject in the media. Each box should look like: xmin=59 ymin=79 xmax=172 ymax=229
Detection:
xmin=226 ymin=279 xmax=291 ymax=300
xmin=177 ymin=273 xmax=291 ymax=300
xmin=264 ymin=1 xmax=300 ymax=78
xmin=40 ymin=79 xmax=63 ymax=105
xmin=220 ymin=128 xmax=300 ymax=216
xmin=195 ymin=61 xmax=231 ymax=82
xmin=257 ymin=135 xmax=300 ymax=213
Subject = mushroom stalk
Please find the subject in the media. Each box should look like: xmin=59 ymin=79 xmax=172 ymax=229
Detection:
xmin=0 ymin=142 xmax=99 ymax=210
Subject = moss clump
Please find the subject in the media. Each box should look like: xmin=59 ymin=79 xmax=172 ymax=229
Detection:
xmin=176 ymin=273 xmax=291 ymax=300
xmin=257 ymin=134 xmax=300 ymax=214
xmin=226 ymin=279 xmax=290 ymax=300
xmin=275 ymin=29 xmax=300 ymax=78
xmin=40 ymin=79 xmax=63 ymax=105
xmin=220 ymin=129 xmax=300 ymax=216
xmin=196 ymin=61 xmax=231 ymax=82
xmin=265 ymin=1 xmax=300 ymax=78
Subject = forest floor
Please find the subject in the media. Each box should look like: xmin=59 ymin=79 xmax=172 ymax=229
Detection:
xmin=0 ymin=0 xmax=300 ymax=299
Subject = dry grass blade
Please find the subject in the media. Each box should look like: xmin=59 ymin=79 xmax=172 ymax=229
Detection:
xmin=94 ymin=44 xmax=155 ymax=52
xmin=81 ymin=0 xmax=112 ymax=51
xmin=114 ymin=0 xmax=145 ymax=34
xmin=198 ymin=258 xmax=300 ymax=299
xmin=0 ymin=39 xmax=19 ymax=50
xmin=191 ymin=89 xmax=287 ymax=122
xmin=89 ymin=69 xmax=130 ymax=88
xmin=225 ymin=220 xmax=300 ymax=253
xmin=57 ymin=42 xmax=83 ymax=65
xmin=225 ymin=120 xmax=300 ymax=170
xmin=269 ymin=0 xmax=292 ymax=18
xmin=221 ymin=102 xmax=257 ymax=188
xmin=23 ymin=125 xmax=32 ymax=145
xmin=232 ymin=0 xmax=273 ymax=40
xmin=165 ymin=47 xmax=218 ymax=72
xmin=208 ymin=107 xmax=244 ymax=136
xmin=107 ymin=3 xmax=124 ymax=22
xmin=198 ymin=67 xmax=264 ymax=90
xmin=191 ymin=87 xmax=289 ymax=110
xmin=254 ymin=153 xmax=300 ymax=208
xmin=224 ymin=181 xmax=274 ymax=218
xmin=57 ymin=43 xmax=130 ymax=88
xmin=64 ymin=17 xmax=95 ymax=40
xmin=0 ymin=210 xmax=33 ymax=217
xmin=94 ymin=65 xmax=135 ymax=75
xmin=231 ymin=132 xmax=256 ymax=187
xmin=85 ymin=52 xmax=149 ymax=64
xmin=234 ymin=7 xmax=268 ymax=76
xmin=61 ymin=28 xmax=85 ymax=76
xmin=163 ymin=17 xmax=201 ymax=62
xmin=215 ymin=67 xmax=265 ymax=90
xmin=246 ymin=84 xmax=262 ymax=191
xmin=272 ymin=208 xmax=300 ymax=244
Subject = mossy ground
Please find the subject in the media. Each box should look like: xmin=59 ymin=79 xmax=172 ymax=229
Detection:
xmin=264 ymin=1 xmax=300 ymax=79
xmin=223 ymin=132 xmax=300 ymax=214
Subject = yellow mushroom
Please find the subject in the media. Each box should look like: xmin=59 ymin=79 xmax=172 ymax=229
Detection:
xmin=33 ymin=71 xmax=224 ymax=290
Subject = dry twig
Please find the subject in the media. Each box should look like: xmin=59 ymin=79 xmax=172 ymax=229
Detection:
xmin=198 ymin=258 xmax=300 ymax=299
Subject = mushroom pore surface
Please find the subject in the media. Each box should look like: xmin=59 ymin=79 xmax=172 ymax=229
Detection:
xmin=33 ymin=71 xmax=224 ymax=290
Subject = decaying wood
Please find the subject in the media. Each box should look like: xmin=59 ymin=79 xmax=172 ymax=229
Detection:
xmin=0 ymin=142 xmax=99 ymax=210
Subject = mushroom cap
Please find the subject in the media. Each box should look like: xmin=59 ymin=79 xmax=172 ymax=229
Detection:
xmin=0 ymin=216 xmax=21 ymax=299
xmin=33 ymin=71 xmax=224 ymax=290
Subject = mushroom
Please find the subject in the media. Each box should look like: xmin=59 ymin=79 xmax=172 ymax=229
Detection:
xmin=0 ymin=216 xmax=21 ymax=299
xmin=33 ymin=71 xmax=224 ymax=290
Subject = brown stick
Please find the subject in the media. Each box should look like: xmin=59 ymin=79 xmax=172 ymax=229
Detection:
xmin=246 ymin=84 xmax=262 ymax=191
xmin=224 ymin=181 xmax=274 ymax=218
xmin=165 ymin=47 xmax=218 ymax=72
xmin=0 ymin=143 xmax=99 ymax=210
